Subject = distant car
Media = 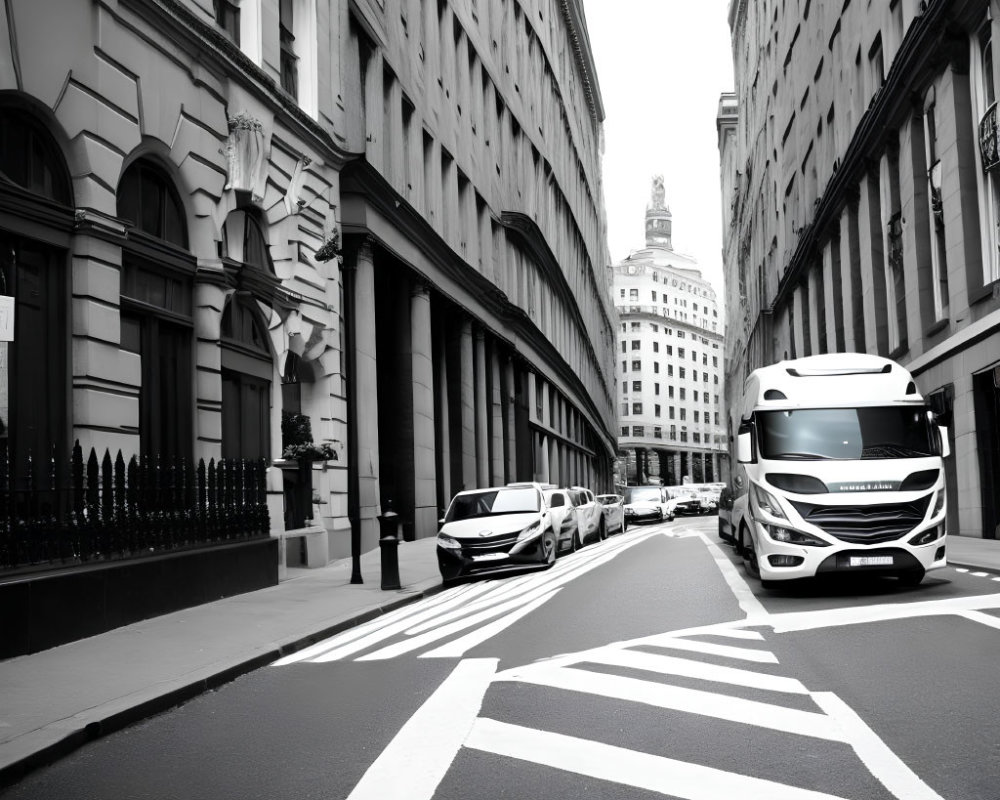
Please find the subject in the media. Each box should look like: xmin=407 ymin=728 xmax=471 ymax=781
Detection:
xmin=718 ymin=484 xmax=736 ymax=542
xmin=663 ymin=486 xmax=703 ymax=517
xmin=596 ymin=493 xmax=627 ymax=534
xmin=436 ymin=483 xmax=558 ymax=582
xmin=543 ymin=487 xmax=583 ymax=554
xmin=570 ymin=486 xmax=606 ymax=543
xmin=624 ymin=485 xmax=673 ymax=523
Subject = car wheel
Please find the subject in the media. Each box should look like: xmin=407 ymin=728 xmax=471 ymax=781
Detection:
xmin=569 ymin=530 xmax=580 ymax=553
xmin=599 ymin=519 xmax=608 ymax=541
xmin=622 ymin=517 xmax=628 ymax=533
xmin=740 ymin=524 xmax=760 ymax=579
xmin=543 ymin=531 xmax=557 ymax=566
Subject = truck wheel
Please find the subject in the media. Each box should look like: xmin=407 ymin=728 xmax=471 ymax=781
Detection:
xmin=740 ymin=524 xmax=761 ymax=578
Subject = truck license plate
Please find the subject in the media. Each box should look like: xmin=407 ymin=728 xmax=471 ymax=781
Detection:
xmin=849 ymin=555 xmax=893 ymax=567
xmin=472 ymin=552 xmax=507 ymax=561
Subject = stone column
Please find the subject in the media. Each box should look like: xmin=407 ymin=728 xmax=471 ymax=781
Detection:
xmin=411 ymin=282 xmax=437 ymax=538
xmin=474 ymin=329 xmax=489 ymax=487
xmin=489 ymin=344 xmax=504 ymax=485
xmin=503 ymin=357 xmax=516 ymax=483
xmin=673 ymin=453 xmax=681 ymax=485
xmin=436 ymin=319 xmax=451 ymax=508
xmin=459 ymin=318 xmax=476 ymax=491
xmin=539 ymin=433 xmax=550 ymax=483
xmin=353 ymin=238 xmax=380 ymax=552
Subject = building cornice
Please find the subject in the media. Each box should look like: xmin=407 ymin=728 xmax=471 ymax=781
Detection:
xmin=559 ymin=0 xmax=605 ymax=124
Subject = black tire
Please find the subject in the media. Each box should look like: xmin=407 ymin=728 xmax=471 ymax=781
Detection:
xmin=740 ymin=524 xmax=761 ymax=578
xmin=599 ymin=519 xmax=608 ymax=541
xmin=543 ymin=531 xmax=557 ymax=566
xmin=569 ymin=528 xmax=579 ymax=553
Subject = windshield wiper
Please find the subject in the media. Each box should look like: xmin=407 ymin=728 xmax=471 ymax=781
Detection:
xmin=861 ymin=443 xmax=928 ymax=458
xmin=767 ymin=451 xmax=830 ymax=460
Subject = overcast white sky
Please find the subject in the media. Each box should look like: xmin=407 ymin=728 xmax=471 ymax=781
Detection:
xmin=581 ymin=1 xmax=735 ymax=294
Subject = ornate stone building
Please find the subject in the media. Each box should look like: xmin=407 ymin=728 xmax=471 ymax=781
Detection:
xmin=612 ymin=178 xmax=726 ymax=486
xmin=720 ymin=0 xmax=1000 ymax=539
xmin=0 ymin=0 xmax=617 ymax=584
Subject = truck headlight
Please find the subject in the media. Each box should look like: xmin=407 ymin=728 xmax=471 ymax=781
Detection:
xmin=931 ymin=490 xmax=946 ymax=517
xmin=765 ymin=524 xmax=830 ymax=547
xmin=909 ymin=525 xmax=944 ymax=546
xmin=751 ymin=483 xmax=787 ymax=520
xmin=437 ymin=534 xmax=461 ymax=550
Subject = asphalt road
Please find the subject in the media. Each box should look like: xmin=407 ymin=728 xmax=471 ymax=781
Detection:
xmin=4 ymin=517 xmax=1000 ymax=800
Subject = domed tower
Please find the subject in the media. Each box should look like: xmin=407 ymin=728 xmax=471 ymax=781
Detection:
xmin=645 ymin=175 xmax=672 ymax=249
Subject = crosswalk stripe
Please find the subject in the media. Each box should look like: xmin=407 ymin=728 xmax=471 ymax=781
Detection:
xmin=508 ymin=667 xmax=843 ymax=742
xmin=346 ymin=659 xmax=497 ymax=800
xmin=507 ymin=665 xmax=846 ymax=741
xmin=464 ymin=717 xmax=852 ymax=800
xmin=580 ymin=648 xmax=809 ymax=694
xmin=708 ymin=629 xmax=766 ymax=640
xmin=642 ymin=634 xmax=780 ymax=663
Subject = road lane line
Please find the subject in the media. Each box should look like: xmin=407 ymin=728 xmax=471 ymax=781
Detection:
xmin=583 ymin=649 xmax=809 ymax=694
xmin=354 ymin=588 xmax=561 ymax=661
xmin=508 ymin=666 xmax=846 ymax=741
xmin=272 ymin=581 xmax=498 ymax=665
xmin=345 ymin=658 xmax=497 ymax=800
xmin=696 ymin=532 xmax=769 ymax=623
xmin=709 ymin=629 xmax=766 ymax=639
xmin=420 ymin=588 xmax=563 ymax=658
xmin=640 ymin=635 xmax=779 ymax=663
xmin=956 ymin=609 xmax=1000 ymax=631
xmin=812 ymin=692 xmax=946 ymax=800
xmin=464 ymin=718 xmax=851 ymax=800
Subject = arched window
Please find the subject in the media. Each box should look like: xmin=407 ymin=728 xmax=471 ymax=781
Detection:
xmin=0 ymin=104 xmax=72 ymax=486
xmin=222 ymin=210 xmax=274 ymax=273
xmin=117 ymin=159 xmax=188 ymax=247
xmin=117 ymin=158 xmax=193 ymax=459
xmin=221 ymin=297 xmax=272 ymax=459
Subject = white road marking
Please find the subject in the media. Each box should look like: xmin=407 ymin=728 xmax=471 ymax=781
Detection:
xmin=346 ymin=658 xmax=496 ymax=800
xmin=505 ymin=665 xmax=846 ymax=741
xmin=464 ymin=717 xmax=852 ymax=800
xmin=640 ymin=634 xmax=779 ymax=663
xmin=813 ymin=692 xmax=946 ymax=800
xmin=970 ymin=571 xmax=990 ymax=577
xmin=709 ymin=628 xmax=766 ymax=640
xmin=956 ymin=609 xmax=1000 ymax=631
xmin=419 ymin=589 xmax=561 ymax=658
xmin=583 ymin=648 xmax=809 ymax=694
xmin=696 ymin=531 xmax=769 ymax=622
xmin=954 ymin=567 xmax=969 ymax=573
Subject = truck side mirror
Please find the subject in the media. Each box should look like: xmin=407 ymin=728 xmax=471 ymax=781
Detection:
xmin=736 ymin=431 xmax=754 ymax=464
xmin=938 ymin=426 xmax=950 ymax=458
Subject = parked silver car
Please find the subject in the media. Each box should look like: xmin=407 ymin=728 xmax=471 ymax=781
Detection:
xmin=596 ymin=493 xmax=627 ymax=534
xmin=569 ymin=486 xmax=606 ymax=544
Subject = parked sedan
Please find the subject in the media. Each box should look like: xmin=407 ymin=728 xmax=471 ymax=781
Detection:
xmin=663 ymin=487 xmax=703 ymax=517
xmin=436 ymin=483 xmax=558 ymax=582
xmin=543 ymin=487 xmax=583 ymax=554
xmin=624 ymin=485 xmax=673 ymax=523
xmin=596 ymin=493 xmax=627 ymax=534
xmin=570 ymin=486 xmax=606 ymax=544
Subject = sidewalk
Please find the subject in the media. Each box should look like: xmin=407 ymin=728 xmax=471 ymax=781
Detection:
xmin=1 ymin=532 xmax=999 ymax=788
xmin=0 ymin=536 xmax=443 ymax=787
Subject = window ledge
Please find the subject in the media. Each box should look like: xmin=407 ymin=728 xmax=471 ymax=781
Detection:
xmin=923 ymin=318 xmax=949 ymax=337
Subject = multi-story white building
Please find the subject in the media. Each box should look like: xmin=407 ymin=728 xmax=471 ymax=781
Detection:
xmin=612 ymin=178 xmax=727 ymax=486
xmin=719 ymin=0 xmax=1000 ymax=540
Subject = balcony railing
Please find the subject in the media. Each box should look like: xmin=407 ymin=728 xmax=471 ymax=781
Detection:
xmin=0 ymin=442 xmax=269 ymax=573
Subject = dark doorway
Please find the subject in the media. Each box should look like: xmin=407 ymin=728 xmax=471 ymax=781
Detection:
xmin=973 ymin=368 xmax=1000 ymax=539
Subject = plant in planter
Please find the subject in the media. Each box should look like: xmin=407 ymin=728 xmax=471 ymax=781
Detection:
xmin=281 ymin=411 xmax=338 ymax=461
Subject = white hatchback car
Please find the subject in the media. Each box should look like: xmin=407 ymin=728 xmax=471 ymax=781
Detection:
xmin=569 ymin=486 xmax=606 ymax=544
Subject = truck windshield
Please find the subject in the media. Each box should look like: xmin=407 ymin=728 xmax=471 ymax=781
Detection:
xmin=757 ymin=406 xmax=938 ymax=460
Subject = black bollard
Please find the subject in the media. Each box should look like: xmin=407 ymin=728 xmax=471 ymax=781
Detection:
xmin=378 ymin=504 xmax=402 ymax=590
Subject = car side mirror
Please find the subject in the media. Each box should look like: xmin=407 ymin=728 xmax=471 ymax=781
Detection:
xmin=737 ymin=431 xmax=754 ymax=463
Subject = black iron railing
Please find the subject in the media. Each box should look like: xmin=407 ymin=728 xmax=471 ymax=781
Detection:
xmin=0 ymin=442 xmax=270 ymax=573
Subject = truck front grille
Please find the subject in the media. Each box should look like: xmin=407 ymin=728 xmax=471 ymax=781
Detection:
xmin=788 ymin=496 xmax=931 ymax=544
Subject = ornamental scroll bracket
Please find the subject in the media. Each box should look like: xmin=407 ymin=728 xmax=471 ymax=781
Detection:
xmin=222 ymin=111 xmax=268 ymax=204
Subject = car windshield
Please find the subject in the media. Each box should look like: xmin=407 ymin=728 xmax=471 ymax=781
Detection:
xmin=445 ymin=488 xmax=540 ymax=521
xmin=757 ymin=406 xmax=938 ymax=460
xmin=596 ymin=495 xmax=619 ymax=504
xmin=625 ymin=487 xmax=661 ymax=503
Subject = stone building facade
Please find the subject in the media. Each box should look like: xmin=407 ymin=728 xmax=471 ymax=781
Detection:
xmin=612 ymin=178 xmax=726 ymax=486
xmin=0 ymin=0 xmax=617 ymax=576
xmin=720 ymin=0 xmax=1000 ymax=539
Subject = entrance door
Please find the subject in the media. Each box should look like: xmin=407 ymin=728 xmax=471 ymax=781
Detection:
xmin=0 ymin=234 xmax=67 ymax=488
xmin=973 ymin=367 xmax=1000 ymax=539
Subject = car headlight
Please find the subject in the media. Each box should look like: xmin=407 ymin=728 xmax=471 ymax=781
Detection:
xmin=517 ymin=521 xmax=542 ymax=542
xmin=764 ymin=524 xmax=830 ymax=547
xmin=751 ymin=483 xmax=787 ymax=520
xmin=437 ymin=534 xmax=461 ymax=550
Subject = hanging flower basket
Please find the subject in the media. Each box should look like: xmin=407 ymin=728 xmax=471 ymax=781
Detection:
xmin=281 ymin=442 xmax=339 ymax=462
xmin=314 ymin=229 xmax=342 ymax=264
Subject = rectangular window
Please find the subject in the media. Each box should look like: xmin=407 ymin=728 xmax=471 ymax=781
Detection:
xmin=655 ymin=404 xmax=661 ymax=417
xmin=279 ymin=0 xmax=298 ymax=98
xmin=653 ymin=342 xmax=659 ymax=352
xmin=632 ymin=380 xmax=641 ymax=391
xmin=632 ymin=403 xmax=643 ymax=415
xmin=633 ymin=426 xmax=644 ymax=437
xmin=631 ymin=340 xmax=640 ymax=350
xmin=632 ymin=360 xmax=641 ymax=370
xmin=214 ymin=0 xmax=240 ymax=44
xmin=654 ymin=383 xmax=660 ymax=395
xmin=629 ymin=288 xmax=639 ymax=300
xmin=971 ymin=20 xmax=1000 ymax=287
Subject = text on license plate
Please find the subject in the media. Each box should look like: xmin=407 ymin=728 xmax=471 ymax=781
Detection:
xmin=472 ymin=552 xmax=507 ymax=561
xmin=849 ymin=555 xmax=893 ymax=567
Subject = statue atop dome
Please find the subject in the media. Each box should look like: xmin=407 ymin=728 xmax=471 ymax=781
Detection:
xmin=650 ymin=175 xmax=666 ymax=210
xmin=645 ymin=175 xmax=672 ymax=249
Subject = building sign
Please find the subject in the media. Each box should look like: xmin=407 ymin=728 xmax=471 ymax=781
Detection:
xmin=980 ymin=102 xmax=1000 ymax=172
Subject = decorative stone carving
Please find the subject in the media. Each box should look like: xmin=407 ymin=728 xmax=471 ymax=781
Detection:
xmin=283 ymin=155 xmax=312 ymax=216
xmin=222 ymin=111 xmax=267 ymax=204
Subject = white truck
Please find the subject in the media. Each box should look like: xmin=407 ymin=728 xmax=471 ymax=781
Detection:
xmin=731 ymin=353 xmax=950 ymax=586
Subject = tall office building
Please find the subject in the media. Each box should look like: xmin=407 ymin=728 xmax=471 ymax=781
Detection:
xmin=720 ymin=0 xmax=1000 ymax=538
xmin=612 ymin=178 xmax=726 ymax=486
